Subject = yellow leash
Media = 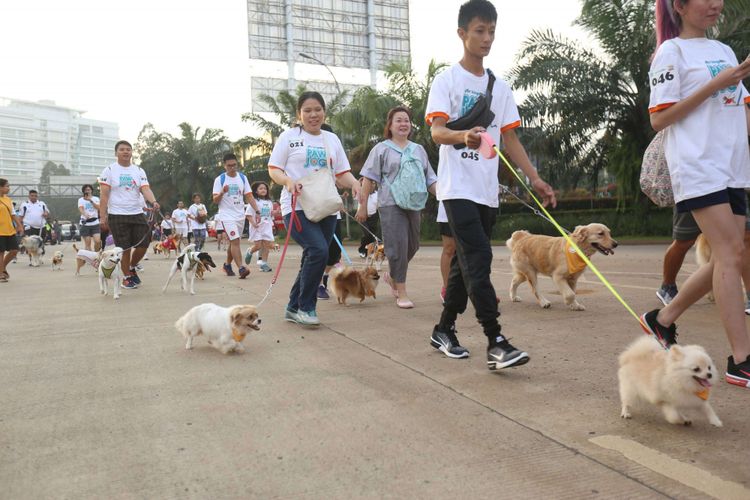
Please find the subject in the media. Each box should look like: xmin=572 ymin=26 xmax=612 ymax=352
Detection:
xmin=493 ymin=144 xmax=646 ymax=330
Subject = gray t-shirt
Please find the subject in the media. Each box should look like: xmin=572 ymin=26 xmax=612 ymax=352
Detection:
xmin=359 ymin=141 xmax=437 ymax=208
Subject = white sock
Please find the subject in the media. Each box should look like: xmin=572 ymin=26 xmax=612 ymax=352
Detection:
xmin=257 ymin=259 xmax=265 ymax=265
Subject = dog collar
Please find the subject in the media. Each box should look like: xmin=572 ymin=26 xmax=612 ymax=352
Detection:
xmin=232 ymin=329 xmax=246 ymax=342
xmin=565 ymin=241 xmax=587 ymax=274
xmin=695 ymin=388 xmax=710 ymax=401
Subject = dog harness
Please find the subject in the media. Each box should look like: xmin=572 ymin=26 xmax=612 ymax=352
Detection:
xmin=100 ymin=263 xmax=117 ymax=279
xmin=695 ymin=388 xmax=710 ymax=401
xmin=565 ymin=241 xmax=587 ymax=275
xmin=232 ymin=329 xmax=246 ymax=342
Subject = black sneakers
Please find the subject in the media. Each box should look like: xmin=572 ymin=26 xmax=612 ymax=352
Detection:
xmin=640 ymin=309 xmax=678 ymax=349
xmin=430 ymin=325 xmax=469 ymax=359
xmin=726 ymin=355 xmax=750 ymax=388
xmin=487 ymin=340 xmax=529 ymax=370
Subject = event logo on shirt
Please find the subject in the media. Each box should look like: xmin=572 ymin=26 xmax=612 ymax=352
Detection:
xmin=260 ymin=205 xmax=271 ymax=218
xmin=304 ymin=146 xmax=327 ymax=169
xmin=228 ymin=183 xmax=240 ymax=196
xmin=119 ymin=174 xmax=136 ymax=191
xmin=461 ymin=89 xmax=483 ymax=116
xmin=706 ymin=60 xmax=739 ymax=104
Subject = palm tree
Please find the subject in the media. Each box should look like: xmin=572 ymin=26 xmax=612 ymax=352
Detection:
xmin=135 ymin=122 xmax=231 ymax=210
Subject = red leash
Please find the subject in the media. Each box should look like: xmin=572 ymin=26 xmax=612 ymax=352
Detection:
xmin=257 ymin=194 xmax=301 ymax=307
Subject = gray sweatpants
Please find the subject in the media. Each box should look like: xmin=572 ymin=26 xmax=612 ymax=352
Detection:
xmin=378 ymin=205 xmax=421 ymax=283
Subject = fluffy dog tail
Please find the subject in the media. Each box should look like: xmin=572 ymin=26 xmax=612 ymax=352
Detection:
xmin=505 ymin=230 xmax=531 ymax=251
xmin=328 ymin=263 xmax=348 ymax=280
xmin=178 ymin=243 xmax=196 ymax=257
xmin=618 ymin=336 xmax=661 ymax=367
xmin=174 ymin=312 xmax=187 ymax=335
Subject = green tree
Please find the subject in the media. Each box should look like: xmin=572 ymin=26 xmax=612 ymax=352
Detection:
xmin=39 ymin=161 xmax=71 ymax=186
xmin=135 ymin=122 xmax=231 ymax=211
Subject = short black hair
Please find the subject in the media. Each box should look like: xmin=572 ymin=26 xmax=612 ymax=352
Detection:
xmin=223 ymin=152 xmax=238 ymax=163
xmin=0 ymin=178 xmax=8 ymax=188
xmin=114 ymin=140 xmax=132 ymax=152
xmin=297 ymin=91 xmax=326 ymax=113
xmin=29 ymin=189 xmax=38 ymax=195
xmin=81 ymin=184 xmax=94 ymax=194
xmin=458 ymin=0 xmax=497 ymax=29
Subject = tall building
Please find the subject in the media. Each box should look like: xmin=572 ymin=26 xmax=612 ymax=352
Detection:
xmin=0 ymin=97 xmax=119 ymax=182
xmin=247 ymin=0 xmax=410 ymax=111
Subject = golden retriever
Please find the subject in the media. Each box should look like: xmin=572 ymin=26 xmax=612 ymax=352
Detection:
xmin=330 ymin=265 xmax=380 ymax=305
xmin=507 ymin=223 xmax=618 ymax=310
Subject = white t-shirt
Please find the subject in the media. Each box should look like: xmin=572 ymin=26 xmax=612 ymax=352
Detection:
xmin=172 ymin=208 xmax=189 ymax=228
xmin=437 ymin=201 xmax=447 ymax=223
xmin=212 ymin=172 xmax=251 ymax=222
xmin=78 ymin=196 xmax=100 ymax=226
xmin=246 ymin=199 xmax=274 ymax=223
xmin=268 ymin=128 xmax=351 ymax=216
xmin=188 ymin=203 xmax=207 ymax=230
xmin=649 ymin=38 xmax=750 ymax=203
xmin=20 ymin=200 xmax=48 ymax=228
xmin=367 ymin=191 xmax=378 ymax=216
xmin=99 ymin=163 xmax=150 ymax=215
xmin=161 ymin=219 xmax=173 ymax=230
xmin=425 ymin=63 xmax=522 ymax=208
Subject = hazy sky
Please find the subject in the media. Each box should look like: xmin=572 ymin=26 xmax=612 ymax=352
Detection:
xmin=0 ymin=0 xmax=586 ymax=141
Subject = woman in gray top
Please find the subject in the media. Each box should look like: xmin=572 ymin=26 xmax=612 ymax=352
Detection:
xmin=357 ymin=106 xmax=437 ymax=308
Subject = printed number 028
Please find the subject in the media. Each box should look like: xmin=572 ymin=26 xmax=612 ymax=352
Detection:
xmin=652 ymin=71 xmax=674 ymax=86
xmin=461 ymin=151 xmax=479 ymax=161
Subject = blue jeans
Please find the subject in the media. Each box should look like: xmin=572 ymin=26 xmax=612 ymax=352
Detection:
xmin=192 ymin=228 xmax=207 ymax=251
xmin=283 ymin=211 xmax=337 ymax=312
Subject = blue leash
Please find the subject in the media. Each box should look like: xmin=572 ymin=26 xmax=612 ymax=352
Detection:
xmin=332 ymin=233 xmax=353 ymax=266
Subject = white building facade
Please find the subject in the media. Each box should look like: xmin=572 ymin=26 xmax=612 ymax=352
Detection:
xmin=0 ymin=97 xmax=119 ymax=182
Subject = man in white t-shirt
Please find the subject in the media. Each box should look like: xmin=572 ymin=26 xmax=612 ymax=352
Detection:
xmin=99 ymin=140 xmax=160 ymax=289
xmin=171 ymin=201 xmax=189 ymax=242
xmin=19 ymin=190 xmax=49 ymax=239
xmin=212 ymin=152 xmax=259 ymax=279
xmin=187 ymin=193 xmax=208 ymax=251
xmin=424 ymin=0 xmax=556 ymax=370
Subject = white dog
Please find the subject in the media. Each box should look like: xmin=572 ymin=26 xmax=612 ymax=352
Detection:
xmin=20 ymin=235 xmax=44 ymax=267
xmin=175 ymin=303 xmax=261 ymax=354
xmin=98 ymin=247 xmax=124 ymax=300
xmin=51 ymin=250 xmax=64 ymax=271
xmin=162 ymin=244 xmax=217 ymax=295
xmin=619 ymin=336 xmax=722 ymax=427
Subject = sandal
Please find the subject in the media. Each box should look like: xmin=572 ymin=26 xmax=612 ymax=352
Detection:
xmin=396 ymin=298 xmax=414 ymax=309
xmin=382 ymin=271 xmax=398 ymax=298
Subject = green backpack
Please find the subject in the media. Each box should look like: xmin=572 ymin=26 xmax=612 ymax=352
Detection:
xmin=383 ymin=140 xmax=428 ymax=211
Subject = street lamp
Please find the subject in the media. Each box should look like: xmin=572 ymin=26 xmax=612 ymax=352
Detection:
xmin=298 ymin=52 xmax=342 ymax=95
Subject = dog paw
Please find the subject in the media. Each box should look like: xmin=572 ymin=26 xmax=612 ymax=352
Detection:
xmin=710 ymin=417 xmax=723 ymax=427
xmin=540 ymin=299 xmax=551 ymax=309
xmin=570 ymin=302 xmax=586 ymax=311
xmin=510 ymin=295 xmax=522 ymax=303
xmin=620 ymin=411 xmax=632 ymax=419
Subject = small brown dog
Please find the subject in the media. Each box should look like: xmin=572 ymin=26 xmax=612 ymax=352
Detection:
xmin=507 ymin=223 xmax=618 ymax=310
xmin=330 ymin=265 xmax=380 ymax=305
xmin=153 ymin=234 xmax=182 ymax=258
xmin=365 ymin=242 xmax=386 ymax=270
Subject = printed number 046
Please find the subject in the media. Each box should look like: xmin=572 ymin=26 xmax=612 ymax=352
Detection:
xmin=652 ymin=71 xmax=674 ymax=86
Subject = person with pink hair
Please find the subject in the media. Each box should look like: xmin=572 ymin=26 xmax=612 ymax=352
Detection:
xmin=640 ymin=0 xmax=750 ymax=388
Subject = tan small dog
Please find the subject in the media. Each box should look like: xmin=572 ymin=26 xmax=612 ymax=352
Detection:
xmin=365 ymin=242 xmax=386 ymax=270
xmin=153 ymin=234 xmax=182 ymax=258
xmin=51 ymin=250 xmax=64 ymax=271
xmin=330 ymin=265 xmax=380 ymax=305
xmin=507 ymin=223 xmax=618 ymax=310
xmin=619 ymin=336 xmax=722 ymax=427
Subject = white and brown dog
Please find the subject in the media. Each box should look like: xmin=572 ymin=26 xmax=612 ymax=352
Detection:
xmin=507 ymin=223 xmax=618 ymax=311
xmin=98 ymin=247 xmax=124 ymax=300
xmin=51 ymin=250 xmax=64 ymax=271
xmin=73 ymin=244 xmax=101 ymax=275
xmin=162 ymin=244 xmax=217 ymax=295
xmin=175 ymin=303 xmax=261 ymax=354
xmin=365 ymin=242 xmax=386 ymax=271
xmin=20 ymin=235 xmax=44 ymax=267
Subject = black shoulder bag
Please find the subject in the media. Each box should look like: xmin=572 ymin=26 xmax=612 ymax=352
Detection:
xmin=445 ymin=69 xmax=496 ymax=149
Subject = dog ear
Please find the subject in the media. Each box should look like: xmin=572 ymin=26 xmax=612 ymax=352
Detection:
xmin=668 ymin=345 xmax=684 ymax=361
